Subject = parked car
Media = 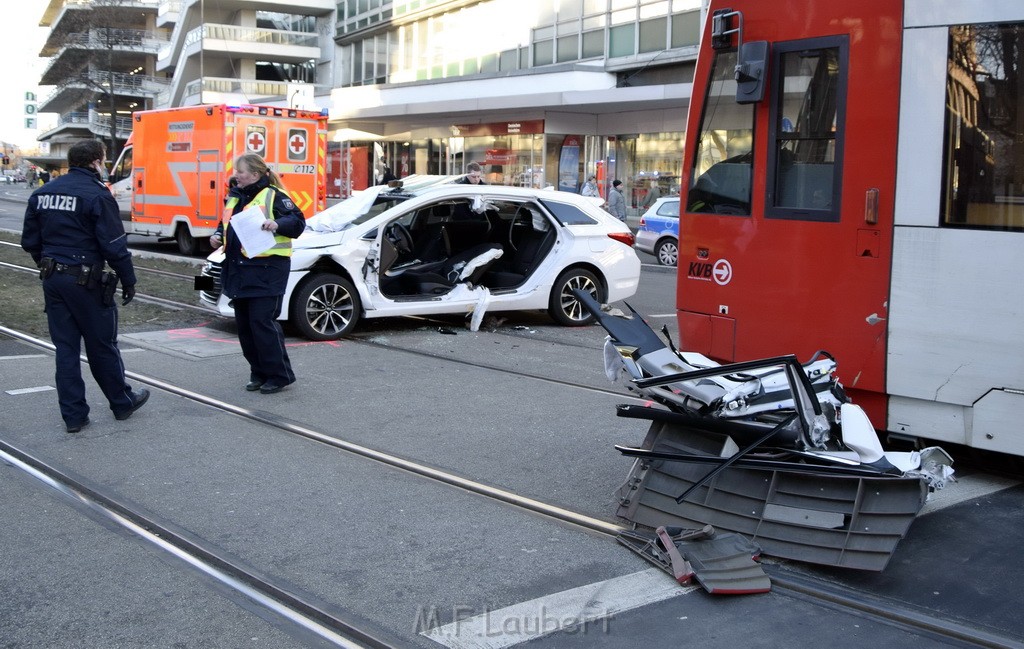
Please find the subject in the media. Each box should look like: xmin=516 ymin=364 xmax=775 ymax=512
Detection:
xmin=200 ymin=181 xmax=642 ymax=340
xmin=634 ymin=197 xmax=680 ymax=266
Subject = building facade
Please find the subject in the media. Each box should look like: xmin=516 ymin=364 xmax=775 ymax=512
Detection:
xmin=329 ymin=0 xmax=701 ymax=212
xmin=33 ymin=0 xmax=698 ymax=215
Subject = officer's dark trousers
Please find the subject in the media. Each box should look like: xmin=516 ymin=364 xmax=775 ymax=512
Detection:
xmin=43 ymin=272 xmax=134 ymax=425
xmin=232 ymin=295 xmax=295 ymax=386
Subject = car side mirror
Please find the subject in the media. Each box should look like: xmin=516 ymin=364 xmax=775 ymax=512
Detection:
xmin=736 ymin=40 xmax=769 ymax=104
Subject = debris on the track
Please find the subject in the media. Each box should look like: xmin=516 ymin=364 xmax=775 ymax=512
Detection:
xmin=574 ymin=290 xmax=955 ymax=571
xmin=617 ymin=525 xmax=771 ymax=594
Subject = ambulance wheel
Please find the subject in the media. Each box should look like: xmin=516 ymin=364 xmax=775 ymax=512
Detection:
xmin=176 ymin=225 xmax=199 ymax=256
xmin=291 ymin=273 xmax=362 ymax=341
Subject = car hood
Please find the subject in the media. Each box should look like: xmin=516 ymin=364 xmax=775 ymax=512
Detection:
xmin=305 ymin=185 xmax=389 ymax=233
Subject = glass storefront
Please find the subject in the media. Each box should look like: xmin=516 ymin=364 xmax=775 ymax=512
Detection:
xmin=331 ymin=121 xmax=685 ymax=217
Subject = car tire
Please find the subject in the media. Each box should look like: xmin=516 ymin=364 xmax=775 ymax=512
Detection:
xmin=548 ymin=268 xmax=603 ymax=326
xmin=176 ymin=225 xmax=199 ymax=256
xmin=291 ymin=273 xmax=362 ymax=341
xmin=655 ymin=237 xmax=679 ymax=266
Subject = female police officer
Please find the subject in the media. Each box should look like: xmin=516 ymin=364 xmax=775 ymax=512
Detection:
xmin=21 ymin=139 xmax=150 ymax=433
xmin=210 ymin=154 xmax=305 ymax=394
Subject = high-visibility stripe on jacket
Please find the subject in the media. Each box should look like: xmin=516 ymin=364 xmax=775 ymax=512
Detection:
xmin=223 ymin=187 xmax=292 ymax=257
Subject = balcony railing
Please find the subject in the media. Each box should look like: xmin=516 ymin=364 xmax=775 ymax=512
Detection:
xmin=39 ymin=110 xmax=132 ymax=142
xmin=183 ymin=24 xmax=319 ymax=49
xmin=41 ymin=72 xmax=171 ymax=106
xmin=61 ymin=29 xmax=167 ymax=52
xmin=180 ymin=77 xmax=325 ymax=104
xmin=42 ymin=29 xmax=169 ymax=81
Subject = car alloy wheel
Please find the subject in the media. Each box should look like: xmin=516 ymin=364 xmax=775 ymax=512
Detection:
xmin=549 ymin=268 xmax=602 ymax=326
xmin=291 ymin=272 xmax=362 ymax=340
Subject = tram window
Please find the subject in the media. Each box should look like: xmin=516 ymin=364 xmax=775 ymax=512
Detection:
xmin=766 ymin=38 xmax=847 ymax=221
xmin=687 ymin=50 xmax=755 ymax=216
xmin=941 ymin=23 xmax=1024 ymax=231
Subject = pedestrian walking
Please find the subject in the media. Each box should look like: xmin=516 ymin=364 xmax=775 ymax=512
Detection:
xmin=641 ymin=178 xmax=661 ymax=209
xmin=209 ymin=154 xmax=305 ymax=394
xmin=21 ymin=139 xmax=149 ymax=433
xmin=606 ymin=179 xmax=627 ymax=221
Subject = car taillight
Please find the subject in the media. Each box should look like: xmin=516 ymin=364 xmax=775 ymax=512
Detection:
xmin=638 ymin=217 xmax=646 ymax=226
xmin=608 ymin=231 xmax=635 ymax=247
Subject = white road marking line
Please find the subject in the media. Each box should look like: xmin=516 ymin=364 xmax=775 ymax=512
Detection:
xmin=646 ymin=313 xmax=677 ymax=319
xmin=421 ymin=568 xmax=696 ymax=649
xmin=0 ymin=354 xmax=49 ymax=360
xmin=5 ymin=386 xmax=55 ymax=395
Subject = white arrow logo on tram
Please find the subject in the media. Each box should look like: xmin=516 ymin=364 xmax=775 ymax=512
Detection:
xmin=713 ymin=259 xmax=732 ymax=285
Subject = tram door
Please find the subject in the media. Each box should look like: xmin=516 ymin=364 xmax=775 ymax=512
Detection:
xmin=677 ymin=0 xmax=903 ymax=423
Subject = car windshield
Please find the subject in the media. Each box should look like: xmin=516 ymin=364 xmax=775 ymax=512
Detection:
xmin=305 ymin=175 xmax=459 ymax=233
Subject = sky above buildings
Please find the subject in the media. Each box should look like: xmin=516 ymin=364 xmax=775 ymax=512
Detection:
xmin=1 ymin=3 xmax=53 ymax=151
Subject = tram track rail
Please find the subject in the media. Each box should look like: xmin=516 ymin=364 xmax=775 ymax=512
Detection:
xmin=0 ymin=257 xmax=216 ymax=315
xmin=0 ymin=322 xmax=1019 ymax=649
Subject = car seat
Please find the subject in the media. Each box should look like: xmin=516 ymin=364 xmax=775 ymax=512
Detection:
xmin=406 ymin=243 xmax=504 ymax=294
xmin=483 ymin=205 xmax=554 ymax=288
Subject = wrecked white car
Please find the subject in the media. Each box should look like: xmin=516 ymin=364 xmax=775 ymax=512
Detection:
xmin=200 ymin=180 xmax=641 ymax=340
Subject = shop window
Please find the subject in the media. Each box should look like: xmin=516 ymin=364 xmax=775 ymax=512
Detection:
xmin=670 ymin=10 xmax=700 ymax=48
xmin=941 ymin=23 xmax=1024 ymax=231
xmin=557 ymin=35 xmax=579 ymax=62
xmin=464 ymin=58 xmax=479 ymax=75
xmin=582 ymin=30 xmax=604 ymax=58
xmin=639 ymin=17 xmax=667 ymax=53
xmin=534 ymin=40 xmax=554 ymax=66
xmin=500 ymin=49 xmax=517 ymax=71
xmin=688 ymin=50 xmax=755 ymax=215
xmin=766 ymin=37 xmax=847 ymax=221
xmin=481 ymin=53 xmax=499 ymax=73
xmin=609 ymin=24 xmax=635 ymax=58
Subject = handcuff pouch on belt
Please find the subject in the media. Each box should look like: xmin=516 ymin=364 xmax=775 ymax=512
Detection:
xmin=39 ymin=257 xmax=56 ymax=279
xmin=100 ymin=272 xmax=119 ymax=306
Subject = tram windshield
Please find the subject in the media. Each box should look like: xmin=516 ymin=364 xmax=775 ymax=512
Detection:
xmin=688 ymin=50 xmax=755 ymax=215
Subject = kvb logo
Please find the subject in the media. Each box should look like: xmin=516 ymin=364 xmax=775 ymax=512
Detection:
xmin=687 ymin=258 xmax=733 ymax=285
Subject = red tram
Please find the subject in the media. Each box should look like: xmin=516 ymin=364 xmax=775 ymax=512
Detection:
xmin=677 ymin=0 xmax=1024 ymax=457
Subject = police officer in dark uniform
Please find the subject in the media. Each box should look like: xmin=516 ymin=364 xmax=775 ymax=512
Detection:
xmin=21 ymin=139 xmax=150 ymax=433
xmin=209 ymin=153 xmax=305 ymax=394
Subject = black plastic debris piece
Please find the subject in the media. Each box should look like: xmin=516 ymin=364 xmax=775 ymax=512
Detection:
xmin=618 ymin=525 xmax=771 ymax=595
xmin=437 ymin=327 xmax=458 ymax=335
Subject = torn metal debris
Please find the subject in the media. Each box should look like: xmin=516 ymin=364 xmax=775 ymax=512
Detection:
xmin=617 ymin=525 xmax=771 ymax=595
xmin=575 ymin=292 xmax=954 ymax=571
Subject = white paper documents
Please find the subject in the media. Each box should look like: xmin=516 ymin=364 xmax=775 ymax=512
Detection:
xmin=230 ymin=205 xmax=276 ymax=257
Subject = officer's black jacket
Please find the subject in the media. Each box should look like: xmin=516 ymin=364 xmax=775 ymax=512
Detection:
xmin=214 ymin=174 xmax=305 ymax=299
xmin=21 ymin=166 xmax=137 ymax=286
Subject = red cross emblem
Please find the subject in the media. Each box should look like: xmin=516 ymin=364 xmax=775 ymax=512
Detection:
xmin=246 ymin=125 xmax=267 ymax=154
xmin=288 ymin=129 xmax=307 ymax=160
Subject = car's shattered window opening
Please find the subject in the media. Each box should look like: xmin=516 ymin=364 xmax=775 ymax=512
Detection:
xmin=539 ymin=198 xmax=599 ymax=225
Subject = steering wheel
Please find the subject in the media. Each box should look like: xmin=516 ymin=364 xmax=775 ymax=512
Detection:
xmin=386 ymin=222 xmax=414 ymax=255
